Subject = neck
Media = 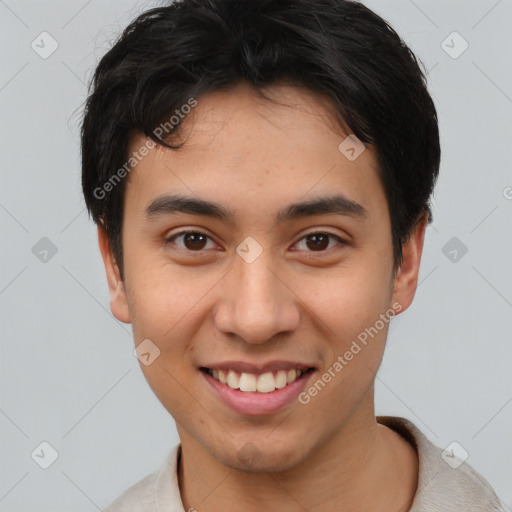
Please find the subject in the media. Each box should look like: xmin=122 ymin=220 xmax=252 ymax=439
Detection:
xmin=177 ymin=391 xmax=418 ymax=512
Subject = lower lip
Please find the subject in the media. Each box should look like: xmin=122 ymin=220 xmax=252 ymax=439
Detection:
xmin=201 ymin=370 xmax=315 ymax=416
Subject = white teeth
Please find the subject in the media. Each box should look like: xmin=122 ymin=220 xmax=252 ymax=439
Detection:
xmin=286 ymin=369 xmax=297 ymax=383
xmin=257 ymin=372 xmax=276 ymax=393
xmin=239 ymin=372 xmax=257 ymax=392
xmin=209 ymin=368 xmax=309 ymax=393
xmin=275 ymin=370 xmax=287 ymax=389
xmin=227 ymin=370 xmax=240 ymax=389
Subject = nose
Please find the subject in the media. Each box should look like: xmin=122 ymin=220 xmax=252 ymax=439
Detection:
xmin=213 ymin=254 xmax=301 ymax=344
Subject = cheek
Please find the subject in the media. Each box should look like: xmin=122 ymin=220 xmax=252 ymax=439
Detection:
xmin=292 ymin=259 xmax=394 ymax=420
xmin=292 ymin=256 xmax=394 ymax=399
xmin=124 ymin=263 xmax=225 ymax=403
xmin=126 ymin=259 xmax=219 ymax=342
xmin=294 ymin=261 xmax=393 ymax=340
xmin=125 ymin=265 xmax=211 ymax=418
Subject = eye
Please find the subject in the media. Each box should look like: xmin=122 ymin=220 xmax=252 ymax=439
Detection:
xmin=293 ymin=232 xmax=346 ymax=252
xmin=166 ymin=230 xmax=218 ymax=251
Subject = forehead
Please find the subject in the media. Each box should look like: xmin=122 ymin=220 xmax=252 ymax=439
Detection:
xmin=124 ymin=82 xmax=385 ymax=220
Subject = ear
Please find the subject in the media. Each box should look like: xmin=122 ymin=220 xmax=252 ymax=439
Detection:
xmin=391 ymin=212 xmax=428 ymax=313
xmin=97 ymin=225 xmax=131 ymax=324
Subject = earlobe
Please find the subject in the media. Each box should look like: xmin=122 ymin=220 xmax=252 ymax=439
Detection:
xmin=391 ymin=213 xmax=428 ymax=313
xmin=97 ymin=225 xmax=131 ymax=324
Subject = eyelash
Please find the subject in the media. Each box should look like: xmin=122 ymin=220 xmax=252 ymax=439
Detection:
xmin=165 ymin=229 xmax=347 ymax=253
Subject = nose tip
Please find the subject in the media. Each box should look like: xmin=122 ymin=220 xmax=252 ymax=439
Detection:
xmin=213 ymin=261 xmax=300 ymax=344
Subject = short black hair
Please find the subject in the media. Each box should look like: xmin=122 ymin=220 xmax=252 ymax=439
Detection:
xmin=81 ymin=0 xmax=440 ymax=277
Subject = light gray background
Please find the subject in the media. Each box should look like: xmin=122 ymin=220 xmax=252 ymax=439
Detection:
xmin=0 ymin=0 xmax=511 ymax=510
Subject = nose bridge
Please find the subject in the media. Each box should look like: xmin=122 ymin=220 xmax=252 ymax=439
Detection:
xmin=214 ymin=252 xmax=299 ymax=343
xmin=237 ymin=256 xmax=278 ymax=311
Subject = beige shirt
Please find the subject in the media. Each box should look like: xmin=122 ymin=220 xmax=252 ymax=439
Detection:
xmin=105 ymin=416 xmax=504 ymax=511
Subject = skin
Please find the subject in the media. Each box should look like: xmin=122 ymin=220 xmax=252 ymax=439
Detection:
xmin=98 ymin=82 xmax=427 ymax=511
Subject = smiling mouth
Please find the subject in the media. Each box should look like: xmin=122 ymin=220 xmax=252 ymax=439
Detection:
xmin=200 ymin=367 xmax=315 ymax=393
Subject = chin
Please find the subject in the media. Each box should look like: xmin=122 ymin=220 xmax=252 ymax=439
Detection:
xmin=210 ymin=437 xmax=307 ymax=474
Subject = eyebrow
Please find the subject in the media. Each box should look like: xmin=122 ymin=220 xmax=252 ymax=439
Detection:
xmin=145 ymin=193 xmax=368 ymax=223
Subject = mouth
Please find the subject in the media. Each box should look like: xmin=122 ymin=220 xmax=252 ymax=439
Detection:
xmin=199 ymin=364 xmax=316 ymax=416
xmin=200 ymin=367 xmax=315 ymax=393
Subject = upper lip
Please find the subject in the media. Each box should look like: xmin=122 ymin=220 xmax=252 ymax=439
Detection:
xmin=200 ymin=360 xmax=315 ymax=375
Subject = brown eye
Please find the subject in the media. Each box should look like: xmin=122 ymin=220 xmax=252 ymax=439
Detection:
xmin=293 ymin=232 xmax=346 ymax=252
xmin=167 ymin=231 xmax=217 ymax=251
xmin=305 ymin=233 xmax=330 ymax=251
xmin=183 ymin=232 xmax=207 ymax=250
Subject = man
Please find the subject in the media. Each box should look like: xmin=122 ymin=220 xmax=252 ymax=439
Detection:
xmin=81 ymin=0 xmax=503 ymax=510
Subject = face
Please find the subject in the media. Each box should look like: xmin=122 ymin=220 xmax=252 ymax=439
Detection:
xmin=99 ymin=82 xmax=425 ymax=472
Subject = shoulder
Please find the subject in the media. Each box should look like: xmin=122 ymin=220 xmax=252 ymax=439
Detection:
xmin=377 ymin=416 xmax=504 ymax=511
xmin=104 ymin=470 xmax=159 ymax=512
xmin=104 ymin=444 xmax=184 ymax=512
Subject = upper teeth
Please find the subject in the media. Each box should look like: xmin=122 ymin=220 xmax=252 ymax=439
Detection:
xmin=209 ymin=368 xmax=304 ymax=393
